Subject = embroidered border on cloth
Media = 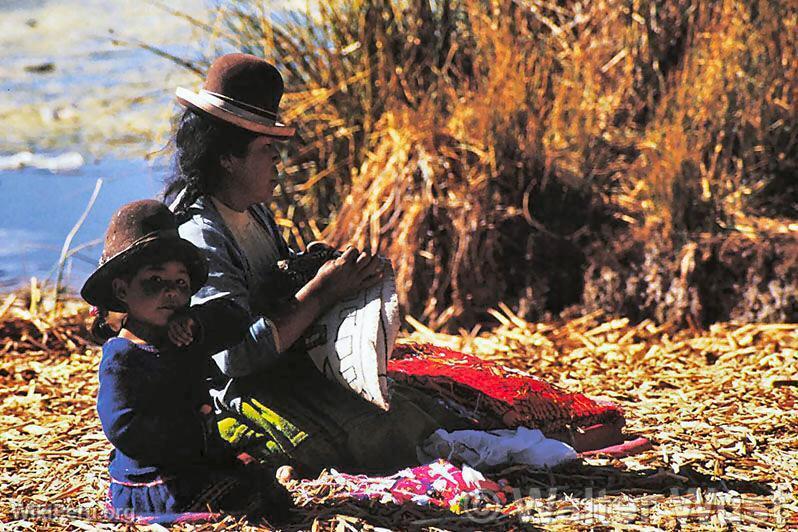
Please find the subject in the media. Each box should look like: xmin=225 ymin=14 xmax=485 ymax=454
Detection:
xmin=105 ymin=486 xmax=223 ymax=525
xmin=110 ymin=476 xmax=173 ymax=488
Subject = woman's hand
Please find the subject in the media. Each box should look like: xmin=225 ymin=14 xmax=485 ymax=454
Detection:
xmin=273 ymin=246 xmax=389 ymax=353
xmin=308 ymin=246 xmax=385 ymax=308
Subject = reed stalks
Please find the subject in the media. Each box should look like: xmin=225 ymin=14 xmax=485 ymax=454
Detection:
xmin=178 ymin=0 xmax=796 ymax=328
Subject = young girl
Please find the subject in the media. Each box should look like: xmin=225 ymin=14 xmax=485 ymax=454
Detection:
xmin=81 ymin=199 xmax=291 ymax=525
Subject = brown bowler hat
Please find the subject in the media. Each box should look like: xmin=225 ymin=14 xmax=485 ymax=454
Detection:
xmin=81 ymin=200 xmax=208 ymax=312
xmin=176 ymin=53 xmax=296 ymax=138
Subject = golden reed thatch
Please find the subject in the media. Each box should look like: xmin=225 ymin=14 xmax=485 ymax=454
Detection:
xmin=176 ymin=0 xmax=797 ymax=330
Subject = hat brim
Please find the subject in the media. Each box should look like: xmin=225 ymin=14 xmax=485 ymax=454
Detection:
xmin=81 ymin=237 xmax=208 ymax=313
xmin=176 ymin=87 xmax=296 ymax=138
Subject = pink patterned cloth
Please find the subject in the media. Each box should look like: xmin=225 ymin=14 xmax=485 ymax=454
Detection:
xmin=330 ymin=459 xmax=509 ymax=512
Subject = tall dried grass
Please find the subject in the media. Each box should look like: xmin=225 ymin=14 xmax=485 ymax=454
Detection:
xmin=194 ymin=0 xmax=796 ymax=328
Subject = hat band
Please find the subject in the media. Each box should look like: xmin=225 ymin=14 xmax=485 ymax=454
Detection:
xmin=176 ymin=87 xmax=296 ymax=137
xmin=202 ymin=90 xmax=279 ymax=121
xmin=194 ymin=89 xmax=283 ymax=127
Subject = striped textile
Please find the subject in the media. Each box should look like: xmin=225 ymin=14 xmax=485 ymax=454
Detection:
xmin=388 ymin=343 xmax=624 ymax=435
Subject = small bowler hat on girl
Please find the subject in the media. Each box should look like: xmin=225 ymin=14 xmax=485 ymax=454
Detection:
xmin=81 ymin=200 xmax=208 ymax=312
xmin=176 ymin=53 xmax=296 ymax=138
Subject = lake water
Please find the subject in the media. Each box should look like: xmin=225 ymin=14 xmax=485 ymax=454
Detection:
xmin=0 ymin=0 xmax=200 ymax=292
xmin=0 ymin=159 xmax=164 ymax=291
xmin=0 ymin=0 xmax=312 ymax=292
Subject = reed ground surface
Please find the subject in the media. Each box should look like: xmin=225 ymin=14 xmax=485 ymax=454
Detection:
xmin=0 ymin=294 xmax=795 ymax=531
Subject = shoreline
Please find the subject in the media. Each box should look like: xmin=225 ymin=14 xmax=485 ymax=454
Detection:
xmin=0 ymin=0 xmax=203 ymax=157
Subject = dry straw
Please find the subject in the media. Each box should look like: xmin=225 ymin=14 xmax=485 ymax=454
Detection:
xmin=1 ymin=0 xmax=795 ymax=529
xmin=1 ymin=293 xmax=795 ymax=530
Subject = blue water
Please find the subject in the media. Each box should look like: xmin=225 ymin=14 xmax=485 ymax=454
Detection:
xmin=0 ymin=0 xmax=312 ymax=292
xmin=0 ymin=158 xmax=165 ymax=292
xmin=0 ymin=0 xmax=199 ymax=292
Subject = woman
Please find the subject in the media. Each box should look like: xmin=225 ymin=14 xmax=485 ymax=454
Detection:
xmin=163 ymin=54 xmax=466 ymax=476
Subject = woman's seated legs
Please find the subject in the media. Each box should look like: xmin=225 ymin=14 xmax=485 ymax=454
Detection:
xmin=215 ymin=354 xmax=471 ymax=476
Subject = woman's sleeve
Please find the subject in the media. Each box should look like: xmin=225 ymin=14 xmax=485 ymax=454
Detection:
xmin=97 ymin=347 xmax=209 ymax=465
xmin=186 ymin=298 xmax=250 ymax=356
xmin=178 ymin=215 xmax=284 ymax=377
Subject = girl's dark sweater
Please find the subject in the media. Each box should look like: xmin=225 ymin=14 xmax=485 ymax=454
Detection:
xmin=97 ymin=299 xmax=248 ymax=483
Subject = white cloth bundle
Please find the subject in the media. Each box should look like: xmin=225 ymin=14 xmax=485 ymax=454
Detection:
xmin=418 ymin=427 xmax=577 ymax=469
xmin=305 ymin=261 xmax=399 ymax=410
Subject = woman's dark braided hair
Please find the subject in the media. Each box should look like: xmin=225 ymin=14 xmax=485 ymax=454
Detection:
xmin=163 ymin=109 xmax=259 ymax=217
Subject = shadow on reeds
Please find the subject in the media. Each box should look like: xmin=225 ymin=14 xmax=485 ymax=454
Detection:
xmin=283 ymin=502 xmax=520 ymax=531
xmin=500 ymin=460 xmax=773 ymax=498
xmin=280 ymin=460 xmax=775 ymax=530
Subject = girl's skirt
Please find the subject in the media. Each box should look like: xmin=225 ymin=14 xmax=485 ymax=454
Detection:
xmin=106 ymin=463 xmax=291 ymax=525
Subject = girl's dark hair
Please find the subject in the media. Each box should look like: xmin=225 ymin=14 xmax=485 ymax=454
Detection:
xmin=89 ymin=265 xmax=137 ymax=343
xmin=91 ymin=307 xmax=118 ymax=343
xmin=163 ymin=109 xmax=259 ymax=215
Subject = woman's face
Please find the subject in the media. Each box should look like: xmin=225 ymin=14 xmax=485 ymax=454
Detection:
xmin=112 ymin=261 xmax=192 ymax=327
xmin=225 ymin=136 xmax=282 ymax=205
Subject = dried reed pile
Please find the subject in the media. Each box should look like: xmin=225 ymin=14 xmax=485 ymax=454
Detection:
xmin=1 ymin=293 xmax=795 ymax=530
xmin=184 ymin=0 xmax=797 ymax=329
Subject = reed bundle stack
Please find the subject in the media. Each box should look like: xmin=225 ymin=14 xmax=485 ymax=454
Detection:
xmin=195 ymin=0 xmax=798 ymax=330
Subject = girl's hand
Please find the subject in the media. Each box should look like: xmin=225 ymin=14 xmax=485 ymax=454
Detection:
xmin=168 ymin=314 xmax=196 ymax=347
xmin=309 ymin=246 xmax=385 ymax=307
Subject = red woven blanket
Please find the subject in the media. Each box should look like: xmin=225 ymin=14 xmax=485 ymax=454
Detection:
xmin=388 ymin=343 xmax=623 ymax=434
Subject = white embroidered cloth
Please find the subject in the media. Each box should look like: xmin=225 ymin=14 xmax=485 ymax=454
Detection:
xmin=305 ymin=260 xmax=399 ymax=410
xmin=418 ymin=427 xmax=577 ymax=469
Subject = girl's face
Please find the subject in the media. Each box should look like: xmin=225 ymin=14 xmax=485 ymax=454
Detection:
xmin=112 ymin=261 xmax=192 ymax=327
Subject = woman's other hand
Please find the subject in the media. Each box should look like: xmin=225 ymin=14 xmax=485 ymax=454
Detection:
xmin=275 ymin=247 xmax=389 ymax=352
